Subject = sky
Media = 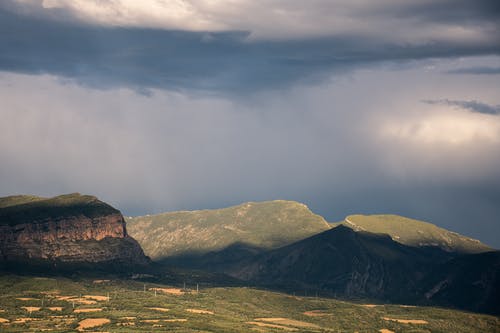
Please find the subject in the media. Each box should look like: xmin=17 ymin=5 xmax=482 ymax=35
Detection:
xmin=1 ymin=0 xmax=500 ymax=247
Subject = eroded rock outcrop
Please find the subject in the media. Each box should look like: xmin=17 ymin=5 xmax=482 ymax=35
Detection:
xmin=0 ymin=193 xmax=149 ymax=265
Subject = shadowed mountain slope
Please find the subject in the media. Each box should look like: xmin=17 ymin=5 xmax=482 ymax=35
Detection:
xmin=421 ymin=250 xmax=500 ymax=314
xmin=225 ymin=225 xmax=499 ymax=314
xmin=227 ymin=225 xmax=451 ymax=302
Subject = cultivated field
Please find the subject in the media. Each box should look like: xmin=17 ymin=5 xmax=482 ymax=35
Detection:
xmin=0 ymin=275 xmax=498 ymax=332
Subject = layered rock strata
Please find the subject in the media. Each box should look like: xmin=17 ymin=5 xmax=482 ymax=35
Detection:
xmin=0 ymin=194 xmax=149 ymax=265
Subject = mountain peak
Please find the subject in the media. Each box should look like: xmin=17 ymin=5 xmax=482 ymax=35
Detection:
xmin=0 ymin=193 xmax=119 ymax=226
xmin=127 ymin=199 xmax=331 ymax=260
xmin=341 ymin=214 xmax=491 ymax=254
xmin=0 ymin=194 xmax=46 ymax=208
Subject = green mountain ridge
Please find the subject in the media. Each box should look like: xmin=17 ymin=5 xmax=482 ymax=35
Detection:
xmin=128 ymin=201 xmax=492 ymax=263
xmin=339 ymin=214 xmax=491 ymax=254
xmin=126 ymin=200 xmax=332 ymax=260
xmin=125 ymin=201 xmax=497 ymax=313
xmin=0 ymin=193 xmax=119 ymax=225
xmin=0 ymin=195 xmax=45 ymax=208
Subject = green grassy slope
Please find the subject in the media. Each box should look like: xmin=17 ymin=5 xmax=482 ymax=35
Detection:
xmin=0 ymin=274 xmax=498 ymax=332
xmin=0 ymin=193 xmax=120 ymax=225
xmin=339 ymin=214 xmax=491 ymax=253
xmin=126 ymin=200 xmax=332 ymax=260
xmin=0 ymin=195 xmax=45 ymax=209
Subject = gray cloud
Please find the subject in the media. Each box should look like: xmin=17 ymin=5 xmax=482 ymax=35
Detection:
xmin=423 ymin=99 xmax=500 ymax=115
xmin=446 ymin=67 xmax=500 ymax=75
xmin=1 ymin=62 xmax=500 ymax=246
xmin=1 ymin=2 xmax=500 ymax=93
xmin=1 ymin=1 xmax=500 ymax=250
xmin=378 ymin=0 xmax=500 ymax=24
xmin=4 ymin=0 xmax=500 ymax=41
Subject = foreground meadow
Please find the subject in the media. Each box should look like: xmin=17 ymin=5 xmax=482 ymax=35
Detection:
xmin=0 ymin=275 xmax=498 ymax=332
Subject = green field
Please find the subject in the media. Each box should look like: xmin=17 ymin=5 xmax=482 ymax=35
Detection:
xmin=0 ymin=275 xmax=498 ymax=332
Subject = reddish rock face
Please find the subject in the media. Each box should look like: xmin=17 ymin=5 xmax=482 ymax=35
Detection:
xmin=15 ymin=213 xmax=127 ymax=243
xmin=0 ymin=194 xmax=149 ymax=265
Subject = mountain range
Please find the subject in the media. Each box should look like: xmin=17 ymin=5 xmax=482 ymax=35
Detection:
xmin=1 ymin=194 xmax=498 ymax=314
xmin=127 ymin=199 xmax=499 ymax=314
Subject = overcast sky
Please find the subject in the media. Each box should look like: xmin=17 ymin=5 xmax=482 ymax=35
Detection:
xmin=1 ymin=0 xmax=500 ymax=247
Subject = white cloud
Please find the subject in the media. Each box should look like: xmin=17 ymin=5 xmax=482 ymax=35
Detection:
xmin=11 ymin=0 xmax=496 ymax=42
xmin=42 ymin=0 xmax=224 ymax=31
xmin=381 ymin=112 xmax=500 ymax=145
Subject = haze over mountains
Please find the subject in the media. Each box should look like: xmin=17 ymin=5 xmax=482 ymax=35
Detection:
xmin=1 ymin=193 xmax=498 ymax=315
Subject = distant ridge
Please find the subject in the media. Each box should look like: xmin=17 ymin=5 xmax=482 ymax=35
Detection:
xmin=126 ymin=200 xmax=331 ymax=260
xmin=0 ymin=193 xmax=119 ymax=226
xmin=0 ymin=194 xmax=45 ymax=208
xmin=338 ymin=214 xmax=491 ymax=254
xmin=128 ymin=203 xmax=492 ymax=267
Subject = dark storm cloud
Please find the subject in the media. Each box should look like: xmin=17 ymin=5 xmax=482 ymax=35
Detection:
xmin=446 ymin=66 xmax=500 ymax=75
xmin=377 ymin=0 xmax=500 ymax=24
xmin=1 ymin=3 xmax=500 ymax=93
xmin=423 ymin=99 xmax=500 ymax=115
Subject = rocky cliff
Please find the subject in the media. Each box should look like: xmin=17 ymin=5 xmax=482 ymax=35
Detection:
xmin=0 ymin=193 xmax=149 ymax=266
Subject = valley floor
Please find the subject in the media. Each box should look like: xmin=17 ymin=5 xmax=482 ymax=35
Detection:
xmin=0 ymin=275 xmax=498 ymax=333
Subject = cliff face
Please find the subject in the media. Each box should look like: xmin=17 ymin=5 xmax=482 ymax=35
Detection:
xmin=0 ymin=194 xmax=149 ymax=265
